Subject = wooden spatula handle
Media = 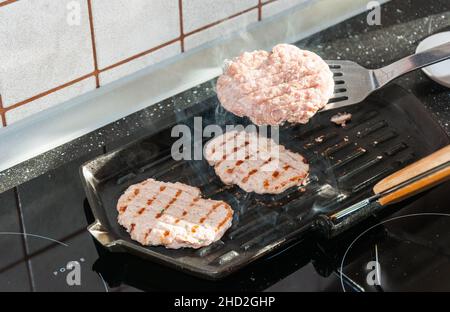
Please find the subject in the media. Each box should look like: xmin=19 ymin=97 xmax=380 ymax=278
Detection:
xmin=373 ymin=145 xmax=450 ymax=206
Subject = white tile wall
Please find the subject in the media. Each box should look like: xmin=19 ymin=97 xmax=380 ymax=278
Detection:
xmin=5 ymin=77 xmax=96 ymax=125
xmin=0 ymin=0 xmax=94 ymax=107
xmin=185 ymin=10 xmax=259 ymax=51
xmin=0 ymin=0 xmax=318 ymax=127
xmin=91 ymin=0 xmax=180 ymax=69
xmin=99 ymin=42 xmax=181 ymax=85
xmin=183 ymin=0 xmax=257 ymax=33
xmin=262 ymin=0 xmax=310 ymax=19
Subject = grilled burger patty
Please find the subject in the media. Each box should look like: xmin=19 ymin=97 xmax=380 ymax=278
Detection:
xmin=216 ymin=43 xmax=334 ymax=126
xmin=205 ymin=130 xmax=309 ymax=194
xmin=117 ymin=179 xmax=233 ymax=249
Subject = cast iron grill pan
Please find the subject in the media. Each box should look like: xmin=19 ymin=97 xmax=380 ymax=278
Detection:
xmin=81 ymin=84 xmax=449 ymax=279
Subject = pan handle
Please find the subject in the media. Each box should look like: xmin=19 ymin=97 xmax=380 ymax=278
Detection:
xmin=87 ymin=220 xmax=118 ymax=247
xmin=373 ymin=145 xmax=450 ymax=205
xmin=316 ymin=145 xmax=450 ymax=238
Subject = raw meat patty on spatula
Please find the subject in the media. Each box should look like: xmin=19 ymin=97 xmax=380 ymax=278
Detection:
xmin=216 ymin=44 xmax=334 ymax=125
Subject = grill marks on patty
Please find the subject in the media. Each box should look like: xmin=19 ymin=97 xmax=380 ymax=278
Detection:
xmin=117 ymin=179 xmax=233 ymax=249
xmin=205 ymin=130 xmax=309 ymax=194
xmin=199 ymin=202 xmax=223 ymax=224
xmin=155 ymin=189 xmax=182 ymax=219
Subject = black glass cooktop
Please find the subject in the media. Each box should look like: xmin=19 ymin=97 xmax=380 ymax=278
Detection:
xmin=1 ymin=0 xmax=450 ymax=292
xmin=1 ymin=145 xmax=449 ymax=291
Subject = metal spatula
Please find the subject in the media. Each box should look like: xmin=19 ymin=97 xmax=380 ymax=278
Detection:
xmin=322 ymin=42 xmax=450 ymax=111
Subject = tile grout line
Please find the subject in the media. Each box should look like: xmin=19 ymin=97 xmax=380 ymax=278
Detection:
xmin=258 ymin=0 xmax=262 ymax=21
xmin=87 ymin=0 xmax=100 ymax=88
xmin=99 ymin=37 xmax=181 ymax=73
xmin=184 ymin=5 xmax=258 ymax=37
xmin=0 ymin=0 xmax=18 ymax=8
xmin=260 ymin=0 xmax=279 ymax=14
xmin=13 ymin=187 xmax=36 ymax=292
xmin=4 ymin=73 xmax=95 ymax=112
xmin=4 ymin=4 xmax=263 ymax=115
xmin=178 ymin=0 xmax=185 ymax=52
xmin=0 ymin=95 xmax=6 ymax=127
xmin=99 ymin=2 xmax=258 ymax=73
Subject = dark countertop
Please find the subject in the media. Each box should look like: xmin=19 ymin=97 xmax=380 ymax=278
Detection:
xmin=1 ymin=0 xmax=450 ymax=292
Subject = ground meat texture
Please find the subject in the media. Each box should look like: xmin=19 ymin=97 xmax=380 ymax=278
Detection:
xmin=216 ymin=43 xmax=334 ymax=126
xmin=117 ymin=179 xmax=233 ymax=249
xmin=204 ymin=130 xmax=309 ymax=194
